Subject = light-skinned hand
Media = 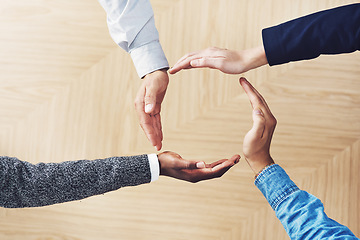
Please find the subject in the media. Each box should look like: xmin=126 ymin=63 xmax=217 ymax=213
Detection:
xmin=135 ymin=69 xmax=169 ymax=151
xmin=169 ymin=46 xmax=267 ymax=75
xmin=158 ymin=151 xmax=240 ymax=183
xmin=239 ymin=77 xmax=276 ymax=175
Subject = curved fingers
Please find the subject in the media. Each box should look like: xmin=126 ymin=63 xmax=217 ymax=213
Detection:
xmin=185 ymin=155 xmax=240 ymax=182
xmin=239 ymin=77 xmax=274 ymax=118
xmin=135 ymin=85 xmax=161 ymax=150
xmin=154 ymin=113 xmax=163 ymax=142
xmin=170 ymin=47 xmax=227 ymax=74
xmin=169 ymin=51 xmax=201 ymax=74
xmin=240 ymin=77 xmax=277 ymax=139
xmin=176 ymin=51 xmax=200 ymax=65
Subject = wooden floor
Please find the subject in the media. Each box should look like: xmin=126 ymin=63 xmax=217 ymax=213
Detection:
xmin=0 ymin=0 xmax=359 ymax=239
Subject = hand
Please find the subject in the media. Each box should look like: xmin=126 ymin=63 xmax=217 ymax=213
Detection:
xmin=158 ymin=151 xmax=240 ymax=183
xmin=135 ymin=70 xmax=169 ymax=151
xmin=239 ymin=77 xmax=276 ymax=175
xmin=169 ymin=46 xmax=267 ymax=75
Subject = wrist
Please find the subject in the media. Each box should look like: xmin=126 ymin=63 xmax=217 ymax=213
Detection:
xmin=157 ymin=153 xmax=164 ymax=175
xmin=246 ymin=156 xmax=275 ymax=176
xmin=144 ymin=68 xmax=168 ymax=78
xmin=244 ymin=45 xmax=268 ymax=71
xmin=157 ymin=152 xmax=170 ymax=176
xmin=254 ymin=162 xmax=275 ymax=179
xmin=144 ymin=69 xmax=169 ymax=84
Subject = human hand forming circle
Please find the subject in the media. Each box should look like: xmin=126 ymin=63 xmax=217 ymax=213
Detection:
xmin=169 ymin=46 xmax=267 ymax=75
xmin=135 ymin=70 xmax=169 ymax=151
xmin=239 ymin=77 xmax=276 ymax=175
xmin=158 ymin=151 xmax=240 ymax=183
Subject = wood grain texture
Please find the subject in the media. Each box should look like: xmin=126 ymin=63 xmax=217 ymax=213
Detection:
xmin=0 ymin=0 xmax=359 ymax=239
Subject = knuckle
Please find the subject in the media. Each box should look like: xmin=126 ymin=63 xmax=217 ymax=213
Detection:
xmin=145 ymin=88 xmax=154 ymax=96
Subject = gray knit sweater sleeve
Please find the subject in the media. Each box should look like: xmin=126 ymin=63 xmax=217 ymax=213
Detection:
xmin=0 ymin=155 xmax=152 ymax=208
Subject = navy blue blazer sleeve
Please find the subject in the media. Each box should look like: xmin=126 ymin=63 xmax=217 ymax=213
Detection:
xmin=262 ymin=3 xmax=360 ymax=66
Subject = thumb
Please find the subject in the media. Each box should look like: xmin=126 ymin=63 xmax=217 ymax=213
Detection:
xmin=176 ymin=159 xmax=201 ymax=170
xmin=144 ymin=87 xmax=156 ymax=114
xmin=196 ymin=161 xmax=206 ymax=169
xmin=190 ymin=58 xmax=224 ymax=70
xmin=250 ymin=108 xmax=266 ymax=139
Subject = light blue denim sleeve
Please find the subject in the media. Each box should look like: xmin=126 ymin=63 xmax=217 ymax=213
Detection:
xmin=255 ymin=164 xmax=358 ymax=239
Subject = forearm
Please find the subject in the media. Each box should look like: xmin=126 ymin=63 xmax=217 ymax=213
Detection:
xmin=277 ymin=190 xmax=358 ymax=239
xmin=0 ymin=155 xmax=152 ymax=208
xmin=255 ymin=164 xmax=357 ymax=239
xmin=262 ymin=3 xmax=360 ymax=66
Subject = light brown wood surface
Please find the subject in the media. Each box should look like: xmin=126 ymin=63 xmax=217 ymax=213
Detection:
xmin=0 ymin=0 xmax=359 ymax=239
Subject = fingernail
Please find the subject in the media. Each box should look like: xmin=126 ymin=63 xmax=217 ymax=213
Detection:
xmin=145 ymin=104 xmax=153 ymax=113
xmin=254 ymin=109 xmax=263 ymax=115
xmin=196 ymin=162 xmax=205 ymax=169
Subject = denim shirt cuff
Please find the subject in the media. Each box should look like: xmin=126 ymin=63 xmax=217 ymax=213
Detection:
xmin=255 ymin=164 xmax=299 ymax=210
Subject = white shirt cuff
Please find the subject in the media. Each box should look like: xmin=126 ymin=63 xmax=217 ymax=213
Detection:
xmin=130 ymin=41 xmax=169 ymax=78
xmin=147 ymin=153 xmax=160 ymax=182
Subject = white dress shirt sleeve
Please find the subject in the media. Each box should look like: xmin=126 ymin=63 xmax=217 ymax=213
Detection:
xmin=98 ymin=0 xmax=169 ymax=78
xmin=147 ymin=153 xmax=160 ymax=182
